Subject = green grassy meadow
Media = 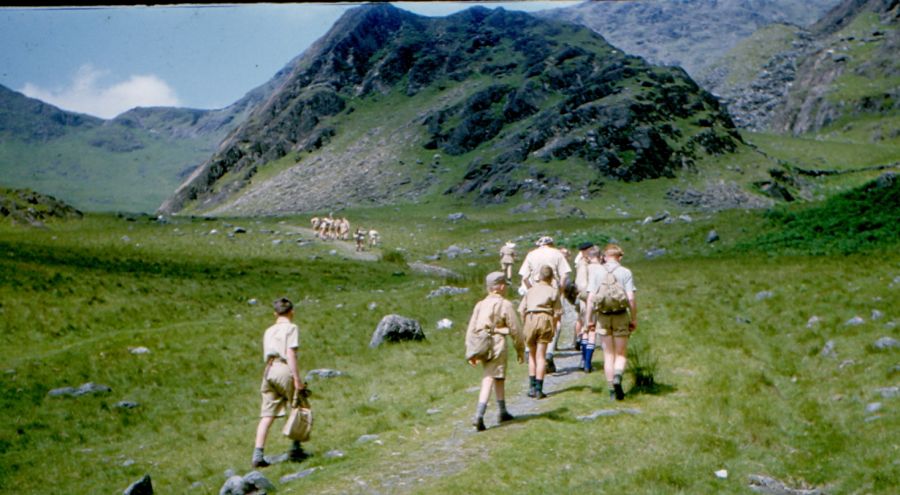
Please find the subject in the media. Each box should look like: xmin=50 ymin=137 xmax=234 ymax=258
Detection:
xmin=1 ymin=172 xmax=898 ymax=494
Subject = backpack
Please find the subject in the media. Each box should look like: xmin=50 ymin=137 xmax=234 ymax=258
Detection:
xmin=465 ymin=299 xmax=501 ymax=362
xmin=591 ymin=265 xmax=629 ymax=314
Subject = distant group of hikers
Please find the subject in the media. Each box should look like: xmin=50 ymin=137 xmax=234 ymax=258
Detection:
xmin=249 ymin=234 xmax=637 ymax=468
xmin=466 ymin=236 xmax=637 ymax=431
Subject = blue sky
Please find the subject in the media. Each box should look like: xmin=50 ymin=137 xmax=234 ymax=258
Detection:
xmin=0 ymin=2 xmax=579 ymax=119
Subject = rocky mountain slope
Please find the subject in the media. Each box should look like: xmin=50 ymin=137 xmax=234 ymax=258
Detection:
xmin=160 ymin=4 xmax=743 ymax=216
xmin=539 ymin=0 xmax=842 ymax=77
xmin=0 ymin=72 xmax=283 ymax=212
xmin=699 ymin=0 xmax=899 ymax=134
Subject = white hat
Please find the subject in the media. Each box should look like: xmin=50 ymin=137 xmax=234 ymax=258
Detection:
xmin=505 ymin=241 xmax=516 ymax=248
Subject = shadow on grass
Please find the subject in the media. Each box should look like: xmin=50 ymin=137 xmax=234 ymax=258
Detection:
xmin=546 ymin=385 xmax=592 ymax=397
xmin=496 ymin=407 xmax=572 ymax=428
xmin=628 ymin=382 xmax=678 ymax=397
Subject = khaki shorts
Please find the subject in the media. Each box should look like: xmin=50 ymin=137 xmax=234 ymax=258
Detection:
xmin=524 ymin=312 xmax=555 ymax=346
xmin=596 ymin=311 xmax=631 ymax=337
xmin=482 ymin=334 xmax=508 ymax=379
xmin=260 ymin=361 xmax=294 ymax=418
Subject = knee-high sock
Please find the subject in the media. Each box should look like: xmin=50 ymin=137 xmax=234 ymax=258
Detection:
xmin=584 ymin=342 xmax=595 ymax=371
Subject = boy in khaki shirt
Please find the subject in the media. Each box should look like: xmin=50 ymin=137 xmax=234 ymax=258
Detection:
xmin=518 ymin=265 xmax=562 ymax=399
xmin=252 ymin=297 xmax=308 ymax=468
xmin=466 ymin=272 xmax=525 ymax=431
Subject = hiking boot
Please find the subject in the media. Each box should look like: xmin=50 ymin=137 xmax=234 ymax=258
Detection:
xmin=574 ymin=340 xmax=581 ymax=351
xmin=288 ymin=447 xmax=309 ymax=463
xmin=613 ymin=374 xmax=625 ymax=401
xmin=545 ymin=359 xmax=556 ymax=373
xmin=498 ymin=411 xmax=515 ymax=423
xmin=535 ymin=390 xmax=548 ymax=399
xmin=527 ymin=386 xmax=536 ymax=398
xmin=473 ymin=417 xmax=486 ymax=432
xmin=251 ymin=449 xmax=269 ymax=468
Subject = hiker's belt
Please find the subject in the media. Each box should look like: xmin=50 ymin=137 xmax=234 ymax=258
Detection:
xmin=599 ymin=309 xmax=628 ymax=315
xmin=526 ymin=309 xmax=554 ymax=315
xmin=266 ymin=356 xmax=288 ymax=365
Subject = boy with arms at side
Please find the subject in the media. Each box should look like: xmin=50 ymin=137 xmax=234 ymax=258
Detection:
xmin=252 ymin=297 xmax=308 ymax=468
xmin=518 ymin=265 xmax=562 ymax=399
xmin=466 ymin=272 xmax=525 ymax=431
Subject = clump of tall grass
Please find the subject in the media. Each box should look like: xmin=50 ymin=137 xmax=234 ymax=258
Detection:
xmin=627 ymin=340 xmax=659 ymax=393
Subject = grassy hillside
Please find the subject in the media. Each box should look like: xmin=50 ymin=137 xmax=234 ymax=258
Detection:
xmin=1 ymin=179 xmax=898 ymax=493
xmin=0 ymin=127 xmax=211 ymax=213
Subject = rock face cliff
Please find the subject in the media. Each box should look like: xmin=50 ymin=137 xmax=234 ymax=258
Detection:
xmin=160 ymin=4 xmax=741 ymax=216
xmin=700 ymin=0 xmax=899 ymax=133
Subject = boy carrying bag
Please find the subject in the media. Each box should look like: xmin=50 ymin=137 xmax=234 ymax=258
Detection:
xmin=283 ymin=386 xmax=313 ymax=442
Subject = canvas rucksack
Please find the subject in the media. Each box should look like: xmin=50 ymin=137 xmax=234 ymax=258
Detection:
xmin=465 ymin=299 xmax=502 ymax=362
xmin=591 ymin=265 xmax=629 ymax=314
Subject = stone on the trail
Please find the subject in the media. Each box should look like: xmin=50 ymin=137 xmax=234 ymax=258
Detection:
xmin=652 ymin=211 xmax=670 ymax=222
xmin=130 ymin=346 xmax=150 ymax=355
xmin=123 ymin=474 xmax=153 ymax=495
xmin=324 ymin=450 xmax=345 ymax=459
xmin=49 ymin=382 xmax=112 ymax=398
xmin=644 ymin=248 xmax=667 ymax=260
xmin=281 ymin=467 xmax=318 ymax=484
xmin=873 ymin=336 xmax=898 ymax=350
xmin=875 ymin=386 xmax=898 ymax=398
xmin=866 ymin=402 xmax=882 ymax=414
xmin=748 ymin=474 xmax=825 ymax=495
xmin=447 ymin=212 xmax=467 ymax=222
xmin=820 ymin=340 xmax=837 ymax=358
xmin=115 ymin=401 xmax=140 ymax=409
xmin=436 ymin=318 xmax=453 ymax=330
xmin=305 ymin=369 xmax=345 ymax=381
xmin=576 ymin=408 xmax=641 ymax=421
xmin=755 ymin=291 xmax=774 ymax=301
xmin=706 ymin=230 xmax=720 ymax=243
xmin=426 ymin=286 xmax=469 ymax=299
xmin=806 ymin=316 xmax=821 ymax=329
xmin=871 ymin=310 xmax=884 ymax=320
xmin=715 ymin=469 xmax=728 ymax=479
xmin=247 ymin=298 xmax=258 ymax=306
xmin=369 ymin=315 xmax=425 ymax=348
xmin=845 ymin=316 xmax=865 ymax=326
xmin=357 ymin=434 xmax=380 ymax=444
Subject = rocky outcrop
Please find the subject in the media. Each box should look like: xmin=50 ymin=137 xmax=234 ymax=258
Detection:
xmin=369 ymin=315 xmax=426 ymax=348
xmin=1 ymin=188 xmax=83 ymax=226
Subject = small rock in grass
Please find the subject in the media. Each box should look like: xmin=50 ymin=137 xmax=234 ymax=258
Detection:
xmin=123 ymin=474 xmax=153 ymax=495
xmin=871 ymin=309 xmax=884 ymax=320
xmin=427 ymin=286 xmax=469 ymax=299
xmin=367 ymin=302 xmax=377 ymax=311
xmin=748 ymin=474 xmax=825 ymax=494
xmin=122 ymin=459 xmax=135 ymax=467
xmin=436 ymin=318 xmax=453 ymax=330
xmin=48 ymin=382 xmax=112 ymax=398
xmin=247 ymin=299 xmax=258 ymax=306
xmin=324 ymin=450 xmax=345 ymax=459
xmin=644 ymin=248 xmax=667 ymax=260
xmin=115 ymin=401 xmax=140 ymax=409
xmin=736 ymin=316 xmax=751 ymax=324
xmin=427 ymin=408 xmax=441 ymax=415
xmin=845 ymin=316 xmax=865 ymax=326
xmin=715 ymin=469 xmax=728 ymax=479
xmin=447 ymin=212 xmax=466 ymax=222
xmin=305 ymin=369 xmax=345 ymax=381
xmin=866 ymin=402 xmax=882 ymax=413
xmin=576 ymin=408 xmax=641 ymax=421
xmin=806 ymin=316 xmax=821 ymax=328
xmin=864 ymin=415 xmax=882 ymax=423
xmin=130 ymin=347 xmax=150 ymax=355
xmin=281 ymin=468 xmax=318 ymax=484
xmin=820 ymin=340 xmax=837 ymax=358
xmin=875 ymin=386 xmax=898 ymax=398
xmin=755 ymin=291 xmax=774 ymax=301
xmin=706 ymin=230 xmax=720 ymax=243
xmin=873 ymin=336 xmax=899 ymax=350
xmin=357 ymin=434 xmax=380 ymax=444
xmin=272 ymin=239 xmax=282 ymax=246
xmin=839 ymin=359 xmax=855 ymax=369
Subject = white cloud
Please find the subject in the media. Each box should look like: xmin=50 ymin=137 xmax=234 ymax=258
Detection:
xmin=21 ymin=65 xmax=181 ymax=119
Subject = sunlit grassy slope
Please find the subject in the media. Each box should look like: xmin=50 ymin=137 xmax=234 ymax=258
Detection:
xmin=1 ymin=172 xmax=898 ymax=494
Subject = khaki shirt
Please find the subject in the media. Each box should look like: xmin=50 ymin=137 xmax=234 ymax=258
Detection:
xmin=518 ymin=282 xmax=562 ymax=318
xmin=263 ymin=317 xmax=299 ymax=363
xmin=518 ymin=246 xmax=572 ymax=288
xmin=500 ymin=245 xmax=516 ymax=265
xmin=466 ymin=293 xmax=524 ymax=358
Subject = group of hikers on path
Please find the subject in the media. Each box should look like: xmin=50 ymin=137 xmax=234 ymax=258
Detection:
xmin=250 ymin=234 xmax=637 ymax=467
xmin=467 ymin=236 xmax=637 ymax=431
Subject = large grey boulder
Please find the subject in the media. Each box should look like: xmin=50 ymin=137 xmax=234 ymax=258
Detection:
xmin=370 ymin=315 xmax=425 ymax=348
xmin=123 ymin=474 xmax=153 ymax=495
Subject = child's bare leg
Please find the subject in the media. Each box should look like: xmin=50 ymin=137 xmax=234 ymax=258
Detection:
xmin=255 ymin=416 xmax=275 ymax=449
